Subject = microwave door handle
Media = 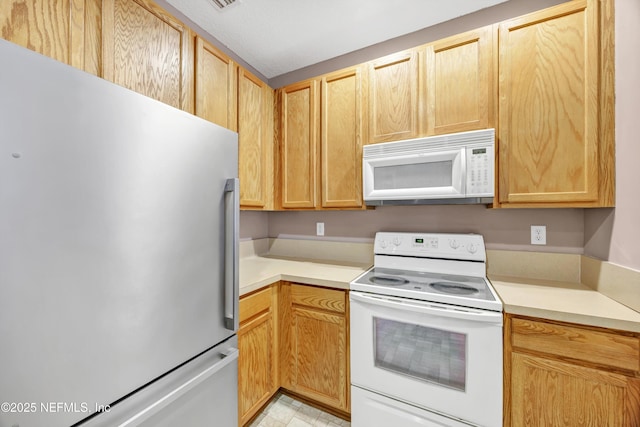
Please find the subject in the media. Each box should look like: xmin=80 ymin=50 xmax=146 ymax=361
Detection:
xmin=350 ymin=291 xmax=502 ymax=324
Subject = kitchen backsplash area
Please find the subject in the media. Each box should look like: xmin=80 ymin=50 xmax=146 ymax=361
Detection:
xmin=240 ymin=235 xmax=640 ymax=316
xmin=241 ymin=205 xmax=585 ymax=253
xmin=239 ymin=206 xmax=640 ymax=315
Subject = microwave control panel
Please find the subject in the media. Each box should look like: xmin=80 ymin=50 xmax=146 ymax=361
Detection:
xmin=466 ymin=145 xmax=494 ymax=196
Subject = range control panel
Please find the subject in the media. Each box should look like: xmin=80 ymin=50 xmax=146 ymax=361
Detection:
xmin=374 ymin=232 xmax=486 ymax=262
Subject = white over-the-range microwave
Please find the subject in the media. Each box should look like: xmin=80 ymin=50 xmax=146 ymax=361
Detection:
xmin=363 ymin=129 xmax=495 ymax=205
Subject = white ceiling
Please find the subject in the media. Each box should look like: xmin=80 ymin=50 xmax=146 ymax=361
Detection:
xmin=166 ymin=0 xmax=510 ymax=79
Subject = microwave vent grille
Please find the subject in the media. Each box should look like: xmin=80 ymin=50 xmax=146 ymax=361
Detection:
xmin=364 ymin=129 xmax=495 ymax=159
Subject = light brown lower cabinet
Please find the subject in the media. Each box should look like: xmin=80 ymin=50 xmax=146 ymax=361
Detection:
xmin=279 ymin=282 xmax=350 ymax=414
xmin=238 ymin=285 xmax=279 ymax=426
xmin=505 ymin=314 xmax=640 ymax=427
xmin=238 ymin=282 xmax=350 ymax=426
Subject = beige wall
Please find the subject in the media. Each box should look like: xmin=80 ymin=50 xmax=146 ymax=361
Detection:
xmin=240 ymin=211 xmax=268 ymax=240
xmin=584 ymin=0 xmax=640 ymax=272
xmin=267 ymin=206 xmax=584 ymax=253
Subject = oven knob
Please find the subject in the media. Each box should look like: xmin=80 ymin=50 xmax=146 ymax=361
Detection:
xmin=392 ymin=237 xmax=402 ymax=246
xmin=449 ymin=239 xmax=460 ymax=249
xmin=379 ymin=239 xmax=388 ymax=249
xmin=467 ymin=243 xmax=477 ymax=254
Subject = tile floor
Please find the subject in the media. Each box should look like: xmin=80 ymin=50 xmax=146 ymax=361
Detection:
xmin=248 ymin=393 xmax=350 ymax=427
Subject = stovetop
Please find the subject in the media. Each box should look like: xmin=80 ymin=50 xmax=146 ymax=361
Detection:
xmin=351 ymin=267 xmax=501 ymax=311
xmin=350 ymin=232 xmax=503 ymax=312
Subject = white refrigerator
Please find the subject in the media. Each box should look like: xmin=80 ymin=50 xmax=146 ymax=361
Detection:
xmin=0 ymin=39 xmax=239 ymax=427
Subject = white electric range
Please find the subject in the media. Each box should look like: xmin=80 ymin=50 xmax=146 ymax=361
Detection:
xmin=350 ymin=232 xmax=503 ymax=427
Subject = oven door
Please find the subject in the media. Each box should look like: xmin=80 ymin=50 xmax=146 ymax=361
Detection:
xmin=350 ymin=291 xmax=502 ymax=427
xmin=363 ymin=149 xmax=465 ymax=202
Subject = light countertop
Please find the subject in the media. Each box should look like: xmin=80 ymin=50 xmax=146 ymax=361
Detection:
xmin=490 ymin=275 xmax=640 ymax=333
xmin=239 ymin=255 xmax=370 ymax=296
xmin=239 ymin=255 xmax=640 ymax=333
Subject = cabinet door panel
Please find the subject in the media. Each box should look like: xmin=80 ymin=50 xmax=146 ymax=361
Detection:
xmin=498 ymin=1 xmax=598 ymax=204
xmin=195 ymin=36 xmax=236 ymax=130
xmin=238 ymin=312 xmax=276 ymax=425
xmin=426 ymin=26 xmax=494 ymax=135
xmin=368 ymin=50 xmax=419 ymax=143
xmin=511 ymin=352 xmax=640 ymax=427
xmin=0 ymin=0 xmax=100 ymax=75
xmin=321 ymin=67 xmax=364 ymax=208
xmin=238 ymin=68 xmax=272 ymax=208
xmin=102 ymin=0 xmax=193 ymax=112
xmin=279 ymin=282 xmax=350 ymax=414
xmin=292 ymin=306 xmax=347 ymax=411
xmin=280 ymin=81 xmax=318 ymax=208
xmin=238 ymin=286 xmax=278 ymax=425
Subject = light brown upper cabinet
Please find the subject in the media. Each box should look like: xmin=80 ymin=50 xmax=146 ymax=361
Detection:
xmin=102 ymin=0 xmax=194 ymax=113
xmin=277 ymin=66 xmax=366 ymax=210
xmin=278 ymin=79 xmax=319 ymax=209
xmin=195 ymin=37 xmax=275 ymax=210
xmin=238 ymin=68 xmax=274 ymax=210
xmin=194 ymin=36 xmax=237 ymax=130
xmin=368 ymin=49 xmax=421 ymax=144
xmin=320 ymin=66 xmax=366 ymax=209
xmin=497 ymin=0 xmax=614 ymax=207
xmin=424 ymin=26 xmax=495 ymax=135
xmin=0 ymin=0 xmax=101 ymax=75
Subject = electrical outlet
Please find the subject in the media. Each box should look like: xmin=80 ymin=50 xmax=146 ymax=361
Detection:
xmin=316 ymin=222 xmax=325 ymax=236
xmin=531 ymin=225 xmax=546 ymax=245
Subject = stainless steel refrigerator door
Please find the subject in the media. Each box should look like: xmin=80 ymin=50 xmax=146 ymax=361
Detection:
xmin=80 ymin=337 xmax=238 ymax=427
xmin=0 ymin=40 xmax=239 ymax=427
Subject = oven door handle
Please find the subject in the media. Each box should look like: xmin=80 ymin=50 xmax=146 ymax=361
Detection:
xmin=350 ymin=291 xmax=503 ymax=324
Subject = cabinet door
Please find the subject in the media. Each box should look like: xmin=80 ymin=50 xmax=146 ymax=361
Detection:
xmin=238 ymin=68 xmax=273 ymax=209
xmin=498 ymin=0 xmax=602 ymax=205
xmin=195 ymin=36 xmax=237 ymax=130
xmin=279 ymin=80 xmax=318 ymax=209
xmin=0 ymin=0 xmax=101 ymax=75
xmin=280 ymin=283 xmax=349 ymax=413
xmin=291 ymin=305 xmax=348 ymax=411
xmin=368 ymin=49 xmax=420 ymax=144
xmin=510 ymin=352 xmax=640 ymax=426
xmin=425 ymin=26 xmax=494 ymax=135
xmin=102 ymin=0 xmax=194 ymax=112
xmin=238 ymin=286 xmax=278 ymax=426
xmin=320 ymin=66 xmax=365 ymax=208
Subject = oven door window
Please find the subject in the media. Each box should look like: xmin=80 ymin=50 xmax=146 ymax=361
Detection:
xmin=373 ymin=317 xmax=466 ymax=391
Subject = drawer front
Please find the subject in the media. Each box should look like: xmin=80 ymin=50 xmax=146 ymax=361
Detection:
xmin=511 ymin=317 xmax=640 ymax=372
xmin=291 ymin=284 xmax=345 ymax=313
xmin=240 ymin=287 xmax=272 ymax=323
